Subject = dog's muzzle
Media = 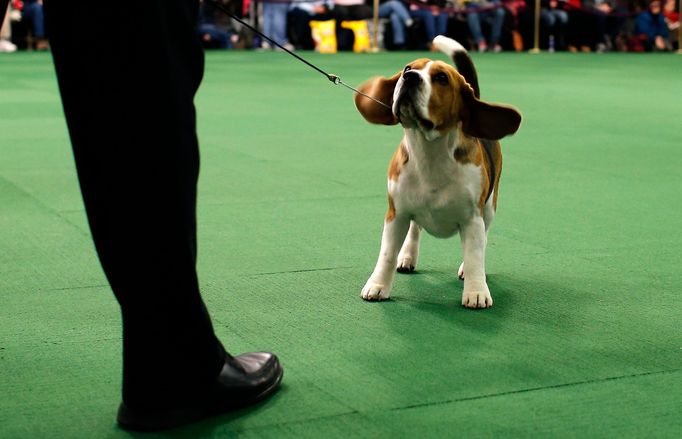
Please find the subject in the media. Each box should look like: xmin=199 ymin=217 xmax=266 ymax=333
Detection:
xmin=393 ymin=72 xmax=434 ymax=130
xmin=394 ymin=71 xmax=422 ymax=109
xmin=402 ymin=70 xmax=422 ymax=88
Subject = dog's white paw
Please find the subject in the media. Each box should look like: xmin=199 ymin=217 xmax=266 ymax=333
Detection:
xmin=457 ymin=262 xmax=465 ymax=280
xmin=462 ymin=290 xmax=493 ymax=309
xmin=397 ymin=255 xmax=417 ymax=273
xmin=361 ymin=282 xmax=391 ymax=301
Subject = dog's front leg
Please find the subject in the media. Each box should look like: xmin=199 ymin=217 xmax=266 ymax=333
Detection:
xmin=459 ymin=216 xmax=493 ymax=308
xmin=361 ymin=214 xmax=410 ymax=301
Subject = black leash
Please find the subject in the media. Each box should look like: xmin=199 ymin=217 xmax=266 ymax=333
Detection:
xmin=204 ymin=0 xmax=391 ymax=109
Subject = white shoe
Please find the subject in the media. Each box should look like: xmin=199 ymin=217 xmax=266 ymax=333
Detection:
xmin=0 ymin=39 xmax=17 ymax=53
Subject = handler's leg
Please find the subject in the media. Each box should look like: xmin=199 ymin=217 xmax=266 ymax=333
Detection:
xmin=45 ymin=0 xmax=281 ymax=431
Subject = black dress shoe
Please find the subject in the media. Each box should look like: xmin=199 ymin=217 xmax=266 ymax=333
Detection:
xmin=116 ymin=352 xmax=283 ymax=432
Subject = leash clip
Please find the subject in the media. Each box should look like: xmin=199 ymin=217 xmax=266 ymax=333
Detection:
xmin=328 ymin=74 xmax=341 ymax=85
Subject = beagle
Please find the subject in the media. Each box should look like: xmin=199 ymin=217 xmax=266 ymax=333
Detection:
xmin=354 ymin=36 xmax=522 ymax=309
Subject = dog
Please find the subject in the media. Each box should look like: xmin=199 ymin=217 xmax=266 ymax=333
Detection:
xmin=354 ymin=36 xmax=522 ymax=309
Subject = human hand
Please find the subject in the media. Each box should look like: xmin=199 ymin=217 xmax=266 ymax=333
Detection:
xmin=596 ymin=3 xmax=611 ymax=13
xmin=655 ymin=35 xmax=667 ymax=50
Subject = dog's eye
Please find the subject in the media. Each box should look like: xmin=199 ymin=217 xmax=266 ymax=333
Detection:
xmin=403 ymin=66 xmax=412 ymax=73
xmin=432 ymin=72 xmax=448 ymax=85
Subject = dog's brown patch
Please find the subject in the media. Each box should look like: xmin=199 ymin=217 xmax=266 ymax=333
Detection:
xmin=407 ymin=58 xmax=431 ymax=71
xmin=453 ymin=141 xmax=475 ymax=165
xmin=478 ymin=140 xmax=502 ymax=211
xmin=427 ymin=63 xmax=468 ymax=133
xmin=388 ymin=141 xmax=409 ymax=182
xmin=490 ymin=147 xmax=502 ymax=210
xmin=454 ymin=131 xmax=502 ymax=213
xmin=386 ymin=194 xmax=396 ymax=222
xmin=453 ymin=132 xmax=480 ymax=165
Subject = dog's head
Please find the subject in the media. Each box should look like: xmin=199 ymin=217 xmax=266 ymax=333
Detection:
xmin=355 ymin=59 xmax=521 ymax=141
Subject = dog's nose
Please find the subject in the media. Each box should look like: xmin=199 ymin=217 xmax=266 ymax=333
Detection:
xmin=402 ymin=70 xmax=422 ymax=88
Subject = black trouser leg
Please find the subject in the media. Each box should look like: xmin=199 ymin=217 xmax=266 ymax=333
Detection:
xmin=44 ymin=0 xmax=225 ymax=409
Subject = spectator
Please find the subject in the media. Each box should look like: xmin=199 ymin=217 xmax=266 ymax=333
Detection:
xmin=581 ymin=0 xmax=628 ymax=51
xmin=332 ymin=0 xmax=373 ymax=50
xmin=333 ymin=0 xmax=373 ymax=21
xmin=635 ymin=0 xmax=670 ymax=50
xmin=465 ymin=0 xmax=506 ymax=52
xmin=503 ymin=0 xmax=527 ymax=51
xmin=582 ymin=0 xmax=609 ymax=51
xmin=197 ymin=0 xmax=238 ymax=49
xmin=1 ymin=2 xmax=18 ymax=52
xmin=288 ymin=0 xmax=333 ymax=49
xmin=541 ymin=0 xmax=569 ymax=50
xmin=565 ymin=0 xmax=597 ymax=51
xmin=663 ymin=0 xmax=679 ymax=49
xmin=407 ymin=0 xmax=449 ymax=50
xmin=22 ymin=0 xmax=48 ymax=50
xmin=262 ymin=0 xmax=294 ymax=50
xmin=379 ymin=0 xmax=414 ymax=49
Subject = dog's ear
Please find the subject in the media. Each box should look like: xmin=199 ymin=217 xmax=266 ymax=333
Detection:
xmin=354 ymin=72 xmax=401 ymax=125
xmin=460 ymin=84 xmax=522 ymax=140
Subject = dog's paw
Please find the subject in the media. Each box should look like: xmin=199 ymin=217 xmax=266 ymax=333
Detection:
xmin=361 ymin=282 xmax=391 ymax=301
xmin=396 ymin=256 xmax=417 ymax=273
xmin=457 ymin=262 xmax=465 ymax=280
xmin=461 ymin=290 xmax=493 ymax=309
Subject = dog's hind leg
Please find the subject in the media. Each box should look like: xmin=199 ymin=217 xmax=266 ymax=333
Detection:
xmin=397 ymin=221 xmax=420 ymax=273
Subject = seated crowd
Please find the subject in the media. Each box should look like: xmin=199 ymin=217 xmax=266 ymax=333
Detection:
xmin=0 ymin=0 xmax=679 ymax=53
xmin=196 ymin=0 xmax=679 ymax=52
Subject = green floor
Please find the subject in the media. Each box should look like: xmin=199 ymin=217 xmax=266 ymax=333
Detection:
xmin=2 ymin=51 xmax=681 ymax=438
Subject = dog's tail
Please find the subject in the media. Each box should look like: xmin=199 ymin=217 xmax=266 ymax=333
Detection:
xmin=432 ymin=36 xmax=480 ymax=99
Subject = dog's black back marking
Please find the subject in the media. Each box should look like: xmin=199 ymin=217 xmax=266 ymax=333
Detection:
xmin=453 ymin=51 xmax=480 ymax=99
xmin=481 ymin=139 xmax=496 ymax=203
xmin=452 ymin=48 xmax=493 ymax=202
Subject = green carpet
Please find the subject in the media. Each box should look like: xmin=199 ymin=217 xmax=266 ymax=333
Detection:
xmin=1 ymin=50 xmax=681 ymax=438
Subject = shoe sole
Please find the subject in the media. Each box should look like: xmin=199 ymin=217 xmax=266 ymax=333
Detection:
xmin=117 ymin=363 xmax=284 ymax=432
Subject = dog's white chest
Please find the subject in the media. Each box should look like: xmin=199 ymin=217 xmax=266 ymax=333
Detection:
xmin=390 ymin=157 xmax=482 ymax=238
